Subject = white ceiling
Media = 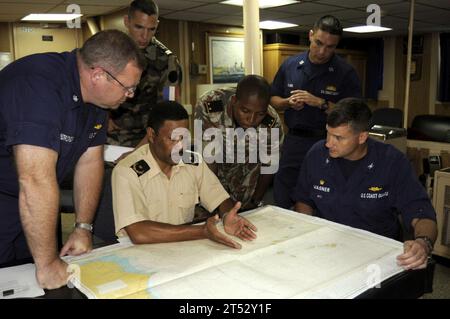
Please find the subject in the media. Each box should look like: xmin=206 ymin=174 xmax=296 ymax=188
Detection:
xmin=0 ymin=0 xmax=449 ymax=36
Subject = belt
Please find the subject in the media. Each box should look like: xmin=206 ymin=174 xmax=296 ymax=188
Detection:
xmin=289 ymin=128 xmax=326 ymax=138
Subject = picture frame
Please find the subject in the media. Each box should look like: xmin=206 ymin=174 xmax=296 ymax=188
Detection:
xmin=207 ymin=33 xmax=245 ymax=84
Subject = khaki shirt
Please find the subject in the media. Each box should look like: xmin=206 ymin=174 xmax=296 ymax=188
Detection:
xmin=112 ymin=144 xmax=229 ymax=237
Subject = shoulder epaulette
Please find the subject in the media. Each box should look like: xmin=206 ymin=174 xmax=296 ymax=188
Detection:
xmin=151 ymin=38 xmax=173 ymax=56
xmin=205 ymin=100 xmax=224 ymax=113
xmin=261 ymin=114 xmax=276 ymax=128
xmin=130 ymin=160 xmax=150 ymax=177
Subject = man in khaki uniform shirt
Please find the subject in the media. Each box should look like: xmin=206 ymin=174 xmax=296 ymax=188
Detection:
xmin=112 ymin=101 xmax=257 ymax=248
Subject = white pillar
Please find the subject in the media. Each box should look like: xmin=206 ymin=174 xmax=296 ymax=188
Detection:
xmin=243 ymin=0 xmax=261 ymax=75
xmin=428 ymin=32 xmax=439 ymax=115
xmin=86 ymin=18 xmax=99 ymax=35
xmin=178 ymin=20 xmax=190 ymax=106
xmin=403 ymin=0 xmax=415 ymax=128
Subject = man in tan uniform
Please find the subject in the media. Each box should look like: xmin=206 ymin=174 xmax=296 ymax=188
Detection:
xmin=112 ymin=101 xmax=257 ymax=248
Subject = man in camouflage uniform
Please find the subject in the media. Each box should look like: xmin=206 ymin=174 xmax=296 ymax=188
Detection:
xmin=94 ymin=0 xmax=182 ymax=242
xmin=194 ymin=75 xmax=284 ymax=211
xmin=107 ymin=0 xmax=182 ymax=147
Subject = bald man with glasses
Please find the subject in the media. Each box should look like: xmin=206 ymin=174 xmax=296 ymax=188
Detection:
xmin=0 ymin=30 xmax=145 ymax=289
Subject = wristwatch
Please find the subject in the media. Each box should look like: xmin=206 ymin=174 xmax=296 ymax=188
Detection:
xmin=320 ymin=99 xmax=329 ymax=111
xmin=415 ymin=236 xmax=433 ymax=256
xmin=75 ymin=222 xmax=94 ymax=233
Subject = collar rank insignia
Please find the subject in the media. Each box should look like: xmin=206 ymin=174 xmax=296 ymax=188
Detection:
xmin=130 ymin=160 xmax=150 ymax=177
xmin=261 ymin=114 xmax=275 ymax=128
xmin=94 ymin=124 xmax=102 ymax=130
xmin=205 ymin=100 xmax=224 ymax=113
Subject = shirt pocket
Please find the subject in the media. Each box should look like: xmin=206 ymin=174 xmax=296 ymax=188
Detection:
xmin=177 ymin=190 xmax=199 ymax=224
xmin=309 ymin=186 xmax=337 ymax=216
xmin=141 ymin=197 xmax=164 ymax=223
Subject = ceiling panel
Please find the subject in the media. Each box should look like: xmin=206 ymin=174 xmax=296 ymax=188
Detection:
xmin=203 ymin=15 xmax=243 ymax=26
xmin=164 ymin=11 xmax=220 ymax=22
xmin=268 ymin=2 xmax=339 ymax=14
xmin=388 ymin=3 xmax=439 ymax=18
xmin=62 ymin=0 xmax=128 ymax=5
xmin=382 ymin=2 xmax=431 ymax=16
xmin=190 ymin=0 xmax=223 ymax=3
xmin=417 ymin=0 xmax=450 ymax=10
xmin=0 ymin=14 xmax=23 ymax=22
xmin=414 ymin=12 xmax=450 ymax=26
xmin=50 ymin=5 xmax=120 ymax=16
xmin=0 ymin=0 xmax=62 ymax=3
xmin=189 ymin=4 xmax=242 ymax=15
xmin=0 ymin=3 xmax=57 ymax=15
xmin=317 ymin=0 xmax=403 ymax=10
xmin=259 ymin=11 xmax=301 ymax=21
xmin=157 ymin=0 xmax=206 ymax=11
xmin=0 ymin=0 xmax=448 ymax=35
xmin=412 ymin=21 xmax=448 ymax=32
xmin=333 ymin=9 xmax=367 ymax=21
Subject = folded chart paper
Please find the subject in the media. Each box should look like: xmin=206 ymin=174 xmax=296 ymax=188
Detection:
xmin=68 ymin=206 xmax=404 ymax=299
xmin=0 ymin=264 xmax=44 ymax=299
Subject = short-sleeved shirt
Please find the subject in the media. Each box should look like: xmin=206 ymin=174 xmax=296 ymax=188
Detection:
xmin=271 ymin=51 xmax=361 ymax=131
xmin=112 ymin=144 xmax=230 ymax=237
xmin=0 ymin=50 xmax=107 ymax=197
xmin=194 ymin=87 xmax=284 ymax=208
xmin=293 ymin=138 xmax=436 ymax=239
xmin=108 ymin=37 xmax=182 ymax=147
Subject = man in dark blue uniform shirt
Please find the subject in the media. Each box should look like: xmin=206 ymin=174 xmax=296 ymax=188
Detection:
xmin=270 ymin=15 xmax=361 ymax=208
xmin=0 ymin=30 xmax=145 ymax=289
xmin=293 ymin=98 xmax=437 ymax=270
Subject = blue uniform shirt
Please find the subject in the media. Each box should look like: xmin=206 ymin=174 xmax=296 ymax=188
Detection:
xmin=270 ymin=51 xmax=361 ymax=130
xmin=293 ymin=138 xmax=436 ymax=239
xmin=0 ymin=50 xmax=107 ymax=196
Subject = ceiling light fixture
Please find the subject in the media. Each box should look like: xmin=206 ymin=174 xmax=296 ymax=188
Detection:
xmin=221 ymin=0 xmax=299 ymax=9
xmin=259 ymin=20 xmax=298 ymax=30
xmin=21 ymin=13 xmax=83 ymax=22
xmin=343 ymin=25 xmax=392 ymax=33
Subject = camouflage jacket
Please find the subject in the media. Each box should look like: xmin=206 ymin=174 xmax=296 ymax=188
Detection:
xmin=194 ymin=87 xmax=284 ymax=209
xmin=108 ymin=37 xmax=182 ymax=147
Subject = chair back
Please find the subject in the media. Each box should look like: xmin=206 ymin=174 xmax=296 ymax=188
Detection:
xmin=371 ymin=107 xmax=403 ymax=128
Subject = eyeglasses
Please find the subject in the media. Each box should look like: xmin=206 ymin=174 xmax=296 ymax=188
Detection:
xmin=93 ymin=67 xmax=137 ymax=96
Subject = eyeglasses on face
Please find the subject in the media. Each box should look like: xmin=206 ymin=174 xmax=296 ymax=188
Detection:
xmin=92 ymin=66 xmax=137 ymax=95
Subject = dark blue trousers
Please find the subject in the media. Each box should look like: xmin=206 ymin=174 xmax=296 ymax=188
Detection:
xmin=273 ymin=134 xmax=323 ymax=208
